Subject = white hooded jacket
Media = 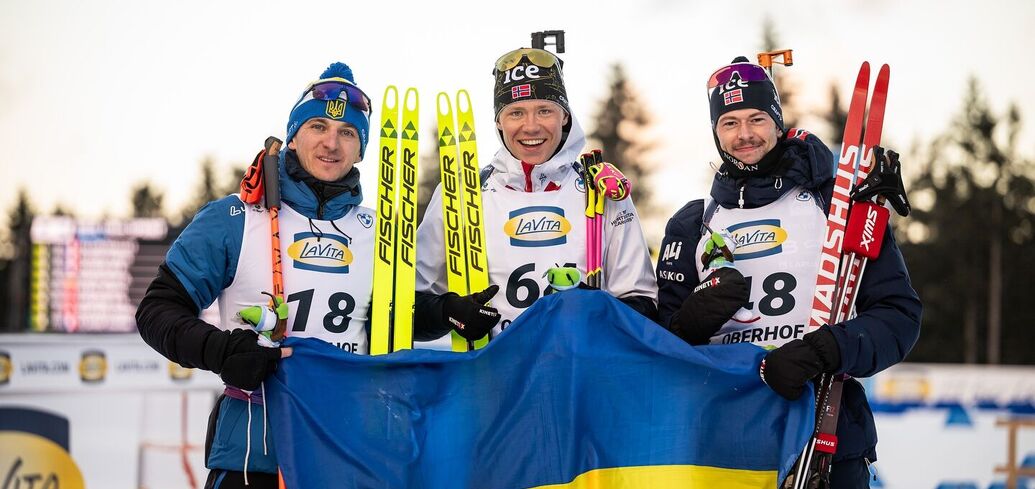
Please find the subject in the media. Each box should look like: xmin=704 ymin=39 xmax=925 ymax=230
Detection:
xmin=415 ymin=113 xmax=657 ymax=333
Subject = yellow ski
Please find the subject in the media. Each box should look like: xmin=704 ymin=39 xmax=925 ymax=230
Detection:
xmin=371 ymin=86 xmax=399 ymax=356
xmin=455 ymin=90 xmax=491 ymax=349
xmin=436 ymin=92 xmax=473 ymax=352
xmin=392 ymin=87 xmax=419 ymax=352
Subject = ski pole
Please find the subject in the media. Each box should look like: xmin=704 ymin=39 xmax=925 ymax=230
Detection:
xmin=237 ymin=136 xmax=288 ymax=341
xmin=591 ymin=150 xmax=605 ymax=288
xmin=578 ymin=153 xmax=600 ymax=288
xmin=239 ymin=136 xmax=289 ymax=489
xmin=260 ymin=137 xmax=289 ymax=342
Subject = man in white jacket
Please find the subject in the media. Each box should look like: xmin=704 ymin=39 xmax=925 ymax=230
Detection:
xmin=414 ymin=47 xmax=658 ymax=340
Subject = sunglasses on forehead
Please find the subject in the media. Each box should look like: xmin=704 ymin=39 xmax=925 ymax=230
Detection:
xmin=494 ymin=48 xmax=562 ymax=72
xmin=706 ymin=63 xmax=772 ymax=90
xmin=299 ymin=77 xmax=372 ymax=115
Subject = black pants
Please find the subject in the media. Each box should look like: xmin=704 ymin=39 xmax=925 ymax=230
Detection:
xmin=204 ymin=469 xmax=278 ymax=489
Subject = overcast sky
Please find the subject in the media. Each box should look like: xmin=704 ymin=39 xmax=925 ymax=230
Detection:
xmin=1 ymin=0 xmax=1033 ymax=235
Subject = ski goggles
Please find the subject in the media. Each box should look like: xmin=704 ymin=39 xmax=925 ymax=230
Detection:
xmin=494 ymin=48 xmax=562 ymax=72
xmin=297 ymin=77 xmax=372 ymax=117
xmin=706 ymin=62 xmax=772 ymax=96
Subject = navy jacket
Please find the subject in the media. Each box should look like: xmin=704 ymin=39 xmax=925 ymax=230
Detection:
xmin=656 ymin=132 xmax=922 ymax=462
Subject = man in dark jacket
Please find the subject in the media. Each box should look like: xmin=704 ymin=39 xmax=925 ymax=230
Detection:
xmin=655 ymin=56 xmax=921 ymax=488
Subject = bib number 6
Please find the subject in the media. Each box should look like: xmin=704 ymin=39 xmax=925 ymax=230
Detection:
xmin=505 ymin=261 xmax=579 ymax=310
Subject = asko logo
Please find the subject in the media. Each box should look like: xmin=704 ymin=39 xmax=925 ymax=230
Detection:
xmin=503 ymin=206 xmax=570 ymax=247
xmin=287 ymin=232 xmax=353 ymax=273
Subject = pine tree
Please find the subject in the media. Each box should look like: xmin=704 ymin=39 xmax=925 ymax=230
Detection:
xmin=822 ymin=83 xmax=849 ymax=147
xmin=178 ymin=157 xmax=221 ymax=224
xmin=761 ymin=17 xmax=799 ymax=130
xmin=52 ymin=203 xmax=74 ymax=216
xmin=130 ymin=181 xmax=166 ymax=218
xmin=587 ymin=63 xmax=659 ymax=231
xmin=3 ymin=189 xmax=35 ymax=331
xmin=898 ymin=78 xmax=1035 ymax=364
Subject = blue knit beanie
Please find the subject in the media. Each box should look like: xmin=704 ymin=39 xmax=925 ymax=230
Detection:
xmin=286 ymin=62 xmax=372 ymax=158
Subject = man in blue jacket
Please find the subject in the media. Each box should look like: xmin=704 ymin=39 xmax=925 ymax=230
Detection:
xmin=655 ymin=56 xmax=921 ymax=488
xmin=135 ymin=62 xmax=475 ymax=489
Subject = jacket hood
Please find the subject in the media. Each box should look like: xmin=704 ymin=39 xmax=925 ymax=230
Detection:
xmin=487 ymin=115 xmax=587 ymax=192
xmin=278 ymin=149 xmax=364 ymax=220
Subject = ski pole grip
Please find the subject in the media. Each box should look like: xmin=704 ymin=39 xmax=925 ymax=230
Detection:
xmin=263 ymin=137 xmax=283 ymax=209
xmin=843 ymin=201 xmax=889 ymax=259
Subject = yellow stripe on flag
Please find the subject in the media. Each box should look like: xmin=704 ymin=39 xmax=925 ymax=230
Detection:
xmin=530 ymin=464 xmax=777 ymax=489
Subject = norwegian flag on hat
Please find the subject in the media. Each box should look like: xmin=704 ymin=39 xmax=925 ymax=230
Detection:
xmin=723 ymin=89 xmax=743 ymax=106
xmin=511 ymin=84 xmax=532 ymax=99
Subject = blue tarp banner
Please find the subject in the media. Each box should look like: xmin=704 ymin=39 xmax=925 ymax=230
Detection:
xmin=266 ymin=290 xmax=813 ymax=488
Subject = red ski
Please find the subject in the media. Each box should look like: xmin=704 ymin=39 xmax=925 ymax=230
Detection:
xmin=791 ymin=62 xmax=890 ymax=489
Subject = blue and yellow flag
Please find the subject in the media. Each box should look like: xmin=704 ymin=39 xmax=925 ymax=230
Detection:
xmin=266 ymin=290 xmax=813 ymax=488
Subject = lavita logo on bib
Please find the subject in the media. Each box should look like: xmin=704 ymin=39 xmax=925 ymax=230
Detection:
xmin=504 ymin=206 xmax=571 ymax=247
xmin=287 ymin=232 xmax=354 ymax=273
xmin=727 ymin=219 xmax=787 ymax=260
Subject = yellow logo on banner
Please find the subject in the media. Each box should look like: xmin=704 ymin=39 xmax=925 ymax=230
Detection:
xmin=326 ymin=100 xmax=346 ymax=119
xmin=168 ymin=361 xmax=194 ymax=381
xmin=0 ymin=432 xmax=86 ymax=489
xmin=0 ymin=352 xmax=10 ymax=385
xmin=78 ymin=350 xmax=107 ymax=383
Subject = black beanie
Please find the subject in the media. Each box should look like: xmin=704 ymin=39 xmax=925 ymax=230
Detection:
xmin=708 ymin=56 xmax=783 ymax=131
xmin=492 ymin=48 xmax=570 ymax=120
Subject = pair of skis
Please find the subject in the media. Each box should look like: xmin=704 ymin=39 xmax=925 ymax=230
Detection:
xmin=791 ymin=62 xmax=891 ymax=488
xmin=437 ymin=90 xmax=491 ymax=352
xmin=370 ymin=86 xmax=420 ymax=355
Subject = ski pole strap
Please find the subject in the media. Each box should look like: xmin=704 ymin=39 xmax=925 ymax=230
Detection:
xmin=259 ymin=137 xmax=288 ymax=341
xmin=240 ymin=149 xmax=266 ymax=205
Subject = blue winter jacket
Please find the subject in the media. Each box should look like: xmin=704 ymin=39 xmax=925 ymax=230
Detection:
xmin=655 ymin=132 xmax=922 ymax=463
xmin=166 ymin=152 xmax=364 ymax=309
xmin=140 ymin=151 xmax=366 ymax=474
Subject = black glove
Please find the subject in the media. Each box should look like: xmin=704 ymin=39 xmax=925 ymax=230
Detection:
xmin=760 ymin=327 xmax=842 ymax=400
xmin=206 ymin=328 xmax=283 ymax=391
xmin=850 ymin=146 xmax=911 ymax=217
xmin=441 ymin=285 xmax=501 ymax=341
xmin=669 ymin=267 xmax=749 ymax=345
